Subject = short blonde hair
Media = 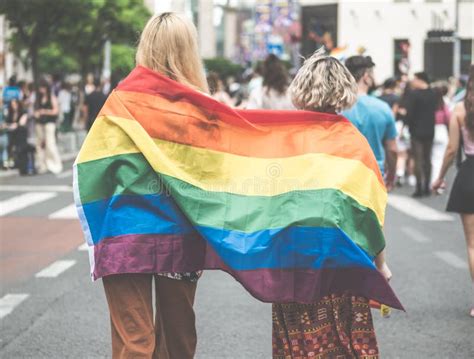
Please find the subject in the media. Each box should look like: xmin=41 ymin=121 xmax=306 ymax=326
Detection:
xmin=289 ymin=48 xmax=357 ymax=112
xmin=136 ymin=12 xmax=209 ymax=93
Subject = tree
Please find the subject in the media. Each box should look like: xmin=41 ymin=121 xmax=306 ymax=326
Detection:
xmin=55 ymin=0 xmax=150 ymax=83
xmin=0 ymin=0 xmax=86 ymax=85
xmin=1 ymin=0 xmax=150 ymax=85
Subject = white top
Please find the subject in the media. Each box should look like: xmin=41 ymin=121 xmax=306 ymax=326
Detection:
xmin=247 ymin=86 xmax=294 ymax=110
xmin=58 ymin=89 xmax=72 ymax=113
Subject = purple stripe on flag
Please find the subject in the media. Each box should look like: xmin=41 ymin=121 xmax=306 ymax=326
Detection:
xmin=92 ymin=234 xmax=403 ymax=310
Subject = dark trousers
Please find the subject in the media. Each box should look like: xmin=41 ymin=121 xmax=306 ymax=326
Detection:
xmin=102 ymin=274 xmax=197 ymax=359
xmin=412 ymin=138 xmax=433 ymax=192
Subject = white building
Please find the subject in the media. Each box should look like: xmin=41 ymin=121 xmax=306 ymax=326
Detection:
xmin=0 ymin=15 xmax=33 ymax=88
xmin=300 ymin=0 xmax=474 ymax=81
xmin=144 ymin=0 xmax=217 ymax=58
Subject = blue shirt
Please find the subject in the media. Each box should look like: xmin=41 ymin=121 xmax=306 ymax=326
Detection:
xmin=2 ymin=86 xmax=21 ymax=105
xmin=2 ymin=86 xmax=21 ymax=124
xmin=342 ymin=95 xmax=397 ymax=174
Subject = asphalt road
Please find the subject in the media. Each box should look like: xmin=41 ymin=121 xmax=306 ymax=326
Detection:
xmin=0 ymin=162 xmax=473 ymax=358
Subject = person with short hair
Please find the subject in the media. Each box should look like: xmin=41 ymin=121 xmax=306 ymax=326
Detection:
xmin=272 ymin=49 xmax=389 ymax=358
xmin=343 ymin=56 xmax=398 ymax=191
xmin=404 ymin=71 xmax=438 ymax=197
xmin=379 ymin=77 xmax=400 ymax=115
xmin=83 ymin=79 xmax=107 ymax=131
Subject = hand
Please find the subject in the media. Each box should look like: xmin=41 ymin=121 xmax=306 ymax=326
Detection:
xmin=377 ymin=262 xmax=392 ymax=282
xmin=431 ymin=178 xmax=446 ymax=193
xmin=385 ymin=181 xmax=394 ymax=192
xmin=34 ymin=110 xmax=41 ymax=118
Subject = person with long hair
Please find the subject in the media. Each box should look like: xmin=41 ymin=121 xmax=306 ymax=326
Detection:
xmin=272 ymin=49 xmax=389 ymax=358
xmin=432 ymin=65 xmax=474 ymax=318
xmin=207 ymin=71 xmax=233 ymax=106
xmin=100 ymin=13 xmax=208 ymax=358
xmin=34 ymin=80 xmax=62 ymax=174
xmin=247 ymin=54 xmax=293 ymax=110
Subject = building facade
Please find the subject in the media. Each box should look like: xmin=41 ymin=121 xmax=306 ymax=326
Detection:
xmin=300 ymin=0 xmax=474 ymax=81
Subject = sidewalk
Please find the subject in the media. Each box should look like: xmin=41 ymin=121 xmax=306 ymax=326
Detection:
xmin=0 ymin=130 xmax=85 ymax=179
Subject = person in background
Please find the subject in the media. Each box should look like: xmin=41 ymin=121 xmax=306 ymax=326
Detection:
xmin=2 ymin=75 xmax=21 ymax=107
xmin=247 ymin=54 xmax=293 ymax=110
xmin=342 ymin=55 xmax=396 ymax=286
xmin=379 ymin=77 xmax=400 ymax=115
xmin=343 ymin=55 xmax=398 ymax=191
xmin=247 ymin=62 xmax=263 ymax=95
xmin=379 ymin=78 xmax=406 ymax=186
xmin=207 ymin=72 xmax=234 ymax=106
xmin=7 ymin=98 xmax=33 ymax=175
xmin=2 ymin=75 xmax=22 ymax=168
xmin=34 ymin=80 xmax=63 ymax=174
xmin=404 ymin=72 xmax=437 ymax=197
xmin=58 ymin=82 xmax=73 ymax=132
xmin=83 ymin=79 xmax=107 ymax=131
xmin=431 ymin=85 xmax=451 ymax=185
xmin=0 ymin=96 xmax=8 ymax=169
xmin=432 ymin=65 xmax=474 ymax=317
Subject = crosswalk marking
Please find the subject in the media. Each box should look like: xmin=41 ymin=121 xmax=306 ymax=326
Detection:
xmin=434 ymin=251 xmax=468 ymax=269
xmin=400 ymin=226 xmax=431 ymax=243
xmin=0 ymin=192 xmax=58 ymax=216
xmin=0 ymin=185 xmax=72 ymax=192
xmin=56 ymin=169 xmax=73 ymax=179
xmin=35 ymin=260 xmax=77 ymax=278
xmin=49 ymin=204 xmax=77 ymax=219
xmin=388 ymin=194 xmax=453 ymax=221
xmin=0 ymin=294 xmax=29 ymax=319
xmin=78 ymin=243 xmax=89 ymax=251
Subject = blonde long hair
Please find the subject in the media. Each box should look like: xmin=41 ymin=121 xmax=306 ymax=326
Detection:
xmin=136 ymin=12 xmax=209 ymax=93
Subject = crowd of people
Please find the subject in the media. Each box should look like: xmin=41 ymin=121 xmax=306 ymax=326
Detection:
xmin=205 ymin=33 xmax=473 ymax=348
xmin=2 ymin=11 xmax=473 ymax=358
xmin=207 ymin=51 xmax=468 ymax=200
xmin=73 ymin=12 xmax=473 ymax=359
xmin=0 ymin=75 xmax=107 ymax=175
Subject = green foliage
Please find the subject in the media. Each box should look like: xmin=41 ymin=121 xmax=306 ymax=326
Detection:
xmin=1 ymin=0 xmax=150 ymax=83
xmin=38 ymin=42 xmax=79 ymax=75
xmin=204 ymin=57 xmax=244 ymax=79
xmin=111 ymin=44 xmax=136 ymax=82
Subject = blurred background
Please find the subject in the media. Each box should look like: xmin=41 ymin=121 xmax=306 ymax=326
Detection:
xmin=0 ymin=1 xmax=473 ymax=358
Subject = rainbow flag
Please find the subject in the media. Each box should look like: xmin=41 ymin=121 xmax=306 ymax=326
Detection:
xmin=74 ymin=66 xmax=402 ymax=309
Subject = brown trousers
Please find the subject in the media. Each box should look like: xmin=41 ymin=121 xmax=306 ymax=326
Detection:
xmin=102 ymin=274 xmax=197 ymax=359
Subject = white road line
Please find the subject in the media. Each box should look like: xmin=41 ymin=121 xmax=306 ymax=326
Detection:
xmin=56 ymin=169 xmax=73 ymax=179
xmin=0 ymin=170 xmax=17 ymax=178
xmin=78 ymin=243 xmax=89 ymax=251
xmin=49 ymin=204 xmax=77 ymax=219
xmin=400 ymin=226 xmax=432 ymax=243
xmin=388 ymin=194 xmax=453 ymax=221
xmin=35 ymin=260 xmax=77 ymax=278
xmin=0 ymin=185 xmax=72 ymax=192
xmin=0 ymin=294 xmax=29 ymax=319
xmin=434 ymin=251 xmax=468 ymax=269
xmin=0 ymin=192 xmax=57 ymax=216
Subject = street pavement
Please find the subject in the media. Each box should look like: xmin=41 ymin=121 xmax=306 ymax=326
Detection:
xmin=0 ymin=162 xmax=473 ymax=358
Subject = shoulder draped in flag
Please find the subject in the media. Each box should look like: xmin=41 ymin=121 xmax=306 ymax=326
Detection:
xmin=73 ymin=65 xmax=403 ymax=310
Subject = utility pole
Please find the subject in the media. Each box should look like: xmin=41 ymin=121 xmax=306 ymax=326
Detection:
xmin=453 ymin=0 xmax=460 ymax=78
